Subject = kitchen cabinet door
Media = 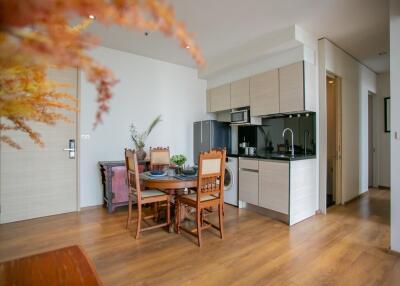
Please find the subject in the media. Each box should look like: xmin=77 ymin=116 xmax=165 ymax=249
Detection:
xmin=239 ymin=169 xmax=259 ymax=206
xmin=230 ymin=78 xmax=249 ymax=108
xmin=250 ymin=69 xmax=279 ymax=116
xmin=258 ymin=161 xmax=289 ymax=214
xmin=210 ymin=84 xmax=230 ymax=112
xmin=279 ymin=61 xmax=304 ymax=113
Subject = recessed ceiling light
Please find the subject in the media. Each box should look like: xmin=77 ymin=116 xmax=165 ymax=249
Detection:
xmin=185 ymin=45 xmax=190 ymax=49
xmin=88 ymin=14 xmax=96 ymax=20
xmin=328 ymin=80 xmax=334 ymax=84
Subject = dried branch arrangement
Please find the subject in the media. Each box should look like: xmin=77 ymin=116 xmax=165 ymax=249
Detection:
xmin=0 ymin=0 xmax=204 ymax=148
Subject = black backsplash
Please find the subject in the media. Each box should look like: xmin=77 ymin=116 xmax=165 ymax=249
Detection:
xmin=237 ymin=112 xmax=316 ymax=156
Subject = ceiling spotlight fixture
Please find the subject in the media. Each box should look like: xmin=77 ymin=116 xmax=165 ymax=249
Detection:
xmin=185 ymin=45 xmax=190 ymax=49
xmin=88 ymin=14 xmax=96 ymax=20
xmin=328 ymin=80 xmax=334 ymax=84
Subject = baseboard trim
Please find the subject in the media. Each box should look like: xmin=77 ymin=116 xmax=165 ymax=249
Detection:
xmin=378 ymin=185 xmax=390 ymax=190
xmin=343 ymin=191 xmax=369 ymax=205
xmin=387 ymin=248 xmax=400 ymax=257
xmin=80 ymin=205 xmax=103 ymax=211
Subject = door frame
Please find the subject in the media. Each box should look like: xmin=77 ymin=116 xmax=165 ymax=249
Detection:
xmin=326 ymin=72 xmax=343 ymax=206
xmin=76 ymin=68 xmax=81 ymax=211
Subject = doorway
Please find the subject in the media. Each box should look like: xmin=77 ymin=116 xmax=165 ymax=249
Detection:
xmin=368 ymin=92 xmax=375 ymax=188
xmin=326 ymin=74 xmax=342 ymax=207
xmin=0 ymin=68 xmax=79 ymax=224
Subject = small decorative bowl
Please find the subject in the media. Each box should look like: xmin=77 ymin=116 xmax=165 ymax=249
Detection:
xmin=182 ymin=168 xmax=197 ymax=176
xmin=150 ymin=170 xmax=166 ymax=176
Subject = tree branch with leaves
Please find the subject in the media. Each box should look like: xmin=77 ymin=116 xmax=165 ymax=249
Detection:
xmin=0 ymin=0 xmax=204 ymax=149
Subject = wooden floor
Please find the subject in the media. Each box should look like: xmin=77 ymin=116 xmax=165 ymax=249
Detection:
xmin=1 ymin=189 xmax=399 ymax=285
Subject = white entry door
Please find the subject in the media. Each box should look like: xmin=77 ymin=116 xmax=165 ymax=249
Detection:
xmin=0 ymin=68 xmax=78 ymax=224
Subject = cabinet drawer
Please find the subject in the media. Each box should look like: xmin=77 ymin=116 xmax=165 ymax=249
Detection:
xmin=239 ymin=158 xmax=259 ymax=170
xmin=239 ymin=169 xmax=259 ymax=205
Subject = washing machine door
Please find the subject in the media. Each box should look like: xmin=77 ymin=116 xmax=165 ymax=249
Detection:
xmin=224 ymin=165 xmax=234 ymax=191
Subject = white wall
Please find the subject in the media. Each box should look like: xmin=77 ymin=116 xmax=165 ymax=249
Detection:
xmin=376 ymin=72 xmax=390 ymax=188
xmin=390 ymin=0 xmax=400 ymax=253
xmin=79 ymin=46 xmax=208 ymax=207
xmin=318 ymin=39 xmax=377 ymax=209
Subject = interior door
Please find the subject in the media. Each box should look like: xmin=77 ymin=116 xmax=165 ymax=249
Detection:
xmin=0 ymin=68 xmax=78 ymax=224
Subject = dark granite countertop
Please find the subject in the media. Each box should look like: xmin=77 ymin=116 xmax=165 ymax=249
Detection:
xmin=227 ymin=152 xmax=316 ymax=161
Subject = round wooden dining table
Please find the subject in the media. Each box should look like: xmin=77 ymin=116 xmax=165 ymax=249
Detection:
xmin=140 ymin=172 xmax=197 ymax=232
xmin=140 ymin=173 xmax=197 ymax=194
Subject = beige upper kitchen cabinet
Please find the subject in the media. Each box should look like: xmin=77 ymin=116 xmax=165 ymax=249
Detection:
xmin=230 ymin=78 xmax=250 ymax=109
xmin=250 ymin=69 xmax=279 ymax=116
xmin=208 ymin=84 xmax=230 ymax=112
xmin=279 ymin=62 xmax=304 ymax=113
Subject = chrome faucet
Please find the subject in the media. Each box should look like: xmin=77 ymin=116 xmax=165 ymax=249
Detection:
xmin=282 ymin=128 xmax=295 ymax=158
xmin=304 ymin=130 xmax=310 ymax=156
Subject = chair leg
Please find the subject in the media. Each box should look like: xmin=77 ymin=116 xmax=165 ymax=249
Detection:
xmin=136 ymin=203 xmax=142 ymax=239
xmin=166 ymin=197 xmax=171 ymax=226
xmin=126 ymin=195 xmax=132 ymax=229
xmin=176 ymin=201 xmax=181 ymax=234
xmin=218 ymin=203 xmax=224 ymax=239
xmin=196 ymin=208 xmax=202 ymax=247
xmin=154 ymin=202 xmax=159 ymax=221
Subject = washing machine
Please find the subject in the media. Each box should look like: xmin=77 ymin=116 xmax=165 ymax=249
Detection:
xmin=224 ymin=156 xmax=238 ymax=206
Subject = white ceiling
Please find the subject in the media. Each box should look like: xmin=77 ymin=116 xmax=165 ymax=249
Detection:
xmin=88 ymin=0 xmax=389 ymax=73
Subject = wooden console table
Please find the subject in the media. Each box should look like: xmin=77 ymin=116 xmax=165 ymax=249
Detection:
xmin=99 ymin=160 xmax=149 ymax=213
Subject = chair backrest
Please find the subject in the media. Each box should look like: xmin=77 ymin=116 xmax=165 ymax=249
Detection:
xmin=196 ymin=149 xmax=226 ymax=203
xmin=124 ymin=149 xmax=142 ymax=198
xmin=150 ymin=147 xmax=170 ymax=170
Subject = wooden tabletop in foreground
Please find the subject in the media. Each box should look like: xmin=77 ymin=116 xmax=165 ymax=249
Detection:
xmin=0 ymin=245 xmax=102 ymax=286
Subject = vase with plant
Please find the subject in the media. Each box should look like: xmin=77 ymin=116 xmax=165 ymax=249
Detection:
xmin=130 ymin=115 xmax=162 ymax=160
xmin=170 ymin=154 xmax=187 ymax=174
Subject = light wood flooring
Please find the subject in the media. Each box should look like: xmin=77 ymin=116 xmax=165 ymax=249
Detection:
xmin=0 ymin=189 xmax=399 ymax=285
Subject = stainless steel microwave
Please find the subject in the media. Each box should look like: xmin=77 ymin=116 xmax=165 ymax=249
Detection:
xmin=230 ymin=109 xmax=250 ymax=124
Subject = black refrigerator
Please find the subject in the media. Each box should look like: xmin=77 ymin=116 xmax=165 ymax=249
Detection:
xmin=193 ymin=120 xmax=231 ymax=164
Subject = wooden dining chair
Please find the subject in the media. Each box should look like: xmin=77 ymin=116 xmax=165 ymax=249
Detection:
xmin=150 ymin=147 xmax=170 ymax=171
xmin=176 ymin=149 xmax=226 ymax=247
xmin=124 ymin=149 xmax=171 ymax=239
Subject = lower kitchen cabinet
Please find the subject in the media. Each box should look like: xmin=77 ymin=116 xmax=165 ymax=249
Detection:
xmin=238 ymin=158 xmax=259 ymax=206
xmin=238 ymin=157 xmax=317 ymax=225
xmin=239 ymin=169 xmax=259 ymax=206
xmin=258 ymin=161 xmax=289 ymax=214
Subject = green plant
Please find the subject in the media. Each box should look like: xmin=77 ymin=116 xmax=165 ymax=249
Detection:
xmin=130 ymin=115 xmax=162 ymax=150
xmin=170 ymin=154 xmax=187 ymax=167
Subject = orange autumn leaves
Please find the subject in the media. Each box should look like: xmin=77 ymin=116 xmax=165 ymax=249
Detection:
xmin=0 ymin=0 xmax=204 ymax=149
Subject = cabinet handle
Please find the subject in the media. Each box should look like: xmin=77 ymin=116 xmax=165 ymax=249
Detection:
xmin=239 ymin=168 xmax=259 ymax=173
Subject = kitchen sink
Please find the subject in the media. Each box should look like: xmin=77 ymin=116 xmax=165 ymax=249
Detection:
xmin=270 ymin=154 xmax=293 ymax=159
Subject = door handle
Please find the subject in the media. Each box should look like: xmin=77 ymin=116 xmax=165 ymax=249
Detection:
xmin=64 ymin=139 xmax=76 ymax=159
